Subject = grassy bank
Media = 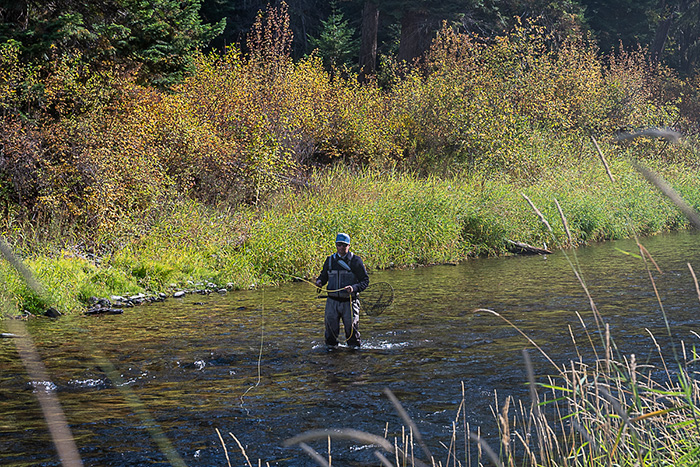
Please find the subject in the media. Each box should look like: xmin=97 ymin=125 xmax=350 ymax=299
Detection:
xmin=3 ymin=10 xmax=700 ymax=316
xmin=1 ymin=155 xmax=696 ymax=315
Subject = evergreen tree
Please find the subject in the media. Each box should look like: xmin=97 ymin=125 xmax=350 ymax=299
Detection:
xmin=308 ymin=3 xmax=358 ymax=71
xmin=0 ymin=0 xmax=225 ymax=87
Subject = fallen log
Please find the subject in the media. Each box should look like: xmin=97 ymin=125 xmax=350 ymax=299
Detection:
xmin=507 ymin=240 xmax=552 ymax=255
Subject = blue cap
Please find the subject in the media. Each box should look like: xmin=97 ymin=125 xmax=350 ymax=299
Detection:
xmin=335 ymin=233 xmax=351 ymax=244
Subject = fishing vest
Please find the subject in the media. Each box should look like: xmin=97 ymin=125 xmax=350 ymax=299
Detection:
xmin=327 ymin=254 xmax=356 ymax=298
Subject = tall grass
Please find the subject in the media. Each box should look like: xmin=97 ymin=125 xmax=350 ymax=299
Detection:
xmin=1 ymin=153 xmax=698 ymax=315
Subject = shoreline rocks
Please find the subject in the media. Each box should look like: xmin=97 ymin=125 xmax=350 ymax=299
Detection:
xmin=83 ymin=285 xmax=230 ymax=316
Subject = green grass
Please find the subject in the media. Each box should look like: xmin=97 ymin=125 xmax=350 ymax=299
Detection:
xmin=0 ymin=158 xmax=697 ymax=315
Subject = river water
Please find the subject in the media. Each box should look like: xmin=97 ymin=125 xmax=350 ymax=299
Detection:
xmin=2 ymin=231 xmax=700 ymax=466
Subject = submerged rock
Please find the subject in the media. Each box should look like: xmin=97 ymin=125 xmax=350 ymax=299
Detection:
xmin=44 ymin=307 xmax=62 ymax=318
xmin=85 ymin=306 xmax=123 ymax=315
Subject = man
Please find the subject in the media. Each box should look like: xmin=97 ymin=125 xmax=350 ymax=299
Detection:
xmin=315 ymin=233 xmax=370 ymax=349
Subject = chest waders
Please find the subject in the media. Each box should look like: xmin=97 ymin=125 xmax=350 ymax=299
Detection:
xmin=324 ymin=256 xmax=361 ymax=347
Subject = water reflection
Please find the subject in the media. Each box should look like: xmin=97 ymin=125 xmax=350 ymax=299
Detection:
xmin=2 ymin=231 xmax=700 ymax=465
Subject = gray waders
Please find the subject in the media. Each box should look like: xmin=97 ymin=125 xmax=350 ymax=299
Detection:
xmin=324 ymin=297 xmax=361 ymax=348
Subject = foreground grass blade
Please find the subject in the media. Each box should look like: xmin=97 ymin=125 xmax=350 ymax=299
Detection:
xmin=630 ymin=161 xmax=700 ymax=230
xmin=6 ymin=319 xmax=83 ymax=467
xmin=383 ymin=387 xmax=434 ymax=461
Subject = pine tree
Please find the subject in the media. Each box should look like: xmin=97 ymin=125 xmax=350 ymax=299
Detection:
xmin=0 ymin=0 xmax=225 ymax=87
xmin=308 ymin=3 xmax=358 ymax=72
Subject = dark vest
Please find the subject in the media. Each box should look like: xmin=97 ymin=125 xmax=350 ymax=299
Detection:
xmin=326 ymin=254 xmax=356 ymax=298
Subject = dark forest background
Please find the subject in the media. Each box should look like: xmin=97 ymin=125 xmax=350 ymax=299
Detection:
xmin=3 ymin=0 xmax=700 ymax=87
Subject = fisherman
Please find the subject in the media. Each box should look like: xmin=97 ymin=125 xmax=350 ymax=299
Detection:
xmin=315 ymin=233 xmax=369 ymax=349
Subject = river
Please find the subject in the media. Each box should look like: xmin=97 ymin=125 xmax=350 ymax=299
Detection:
xmin=2 ymin=231 xmax=700 ymax=466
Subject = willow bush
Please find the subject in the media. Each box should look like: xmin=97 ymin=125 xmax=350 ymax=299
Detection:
xmin=1 ymin=4 xmax=699 ymax=312
xmin=1 ymin=11 xmax=695 ymax=240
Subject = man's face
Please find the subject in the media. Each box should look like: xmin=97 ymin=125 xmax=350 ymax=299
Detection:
xmin=336 ymin=242 xmax=349 ymax=256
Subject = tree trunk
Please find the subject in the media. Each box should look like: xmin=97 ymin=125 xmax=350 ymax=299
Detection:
xmin=359 ymin=1 xmax=379 ymax=83
xmin=398 ymin=9 xmax=430 ymax=63
xmin=651 ymin=16 xmax=673 ymax=62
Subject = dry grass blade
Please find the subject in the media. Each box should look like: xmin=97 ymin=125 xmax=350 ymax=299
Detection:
xmin=298 ymin=442 xmax=330 ymax=467
xmin=229 ymin=432 xmax=254 ymax=467
xmin=475 ymin=308 xmax=560 ymax=372
xmin=6 ymin=319 xmax=84 ymax=467
xmin=630 ymin=161 xmax=700 ymax=230
xmin=0 ymin=235 xmax=45 ymax=296
xmin=569 ymin=419 xmax=599 ymax=453
xmin=522 ymin=195 xmax=553 ymax=232
xmin=614 ymin=127 xmax=681 ymax=144
xmin=383 ymin=387 xmax=434 ymax=461
xmin=688 ymin=263 xmax=700 ymax=304
xmin=630 ymin=407 xmax=679 ymax=423
xmin=498 ymin=396 xmax=514 ymax=467
xmin=637 ymin=243 xmax=662 ymax=274
xmin=645 ymin=329 xmax=671 ymax=380
xmin=522 ymin=349 xmax=541 ymax=419
xmin=283 ymin=428 xmax=394 ymax=452
xmin=596 ymin=385 xmax=641 ymax=460
xmin=591 ymin=135 xmax=615 ymax=183
xmin=605 ymin=323 xmax=611 ymax=373
xmin=597 ymin=386 xmax=630 ymax=425
xmin=573 ymin=270 xmax=604 ymax=335
xmin=216 ymin=428 xmax=232 ymax=467
xmin=468 ymin=432 xmax=505 ymax=467
xmin=374 ymin=450 xmax=395 ymax=467
xmin=554 ymin=198 xmax=572 ymax=246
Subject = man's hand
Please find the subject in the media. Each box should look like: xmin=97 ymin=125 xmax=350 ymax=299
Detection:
xmin=344 ymin=285 xmax=353 ymax=293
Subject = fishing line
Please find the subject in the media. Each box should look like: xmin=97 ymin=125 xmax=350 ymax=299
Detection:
xmin=240 ymin=288 xmax=265 ymax=414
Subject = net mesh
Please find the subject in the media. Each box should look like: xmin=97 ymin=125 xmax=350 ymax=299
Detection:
xmin=359 ymin=282 xmax=394 ymax=316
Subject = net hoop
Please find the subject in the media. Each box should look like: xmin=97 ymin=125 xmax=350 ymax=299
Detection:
xmin=359 ymin=281 xmax=394 ymax=316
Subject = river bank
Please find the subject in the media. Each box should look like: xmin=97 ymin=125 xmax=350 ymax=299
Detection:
xmin=0 ymin=158 xmax=697 ymax=316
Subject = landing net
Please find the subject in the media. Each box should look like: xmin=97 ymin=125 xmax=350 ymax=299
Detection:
xmin=359 ymin=282 xmax=394 ymax=316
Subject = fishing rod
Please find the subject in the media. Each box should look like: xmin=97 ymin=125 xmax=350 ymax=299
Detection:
xmin=277 ymin=272 xmax=394 ymax=316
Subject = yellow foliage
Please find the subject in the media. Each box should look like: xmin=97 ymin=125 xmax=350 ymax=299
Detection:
xmin=0 ymin=12 xmax=692 ymax=238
